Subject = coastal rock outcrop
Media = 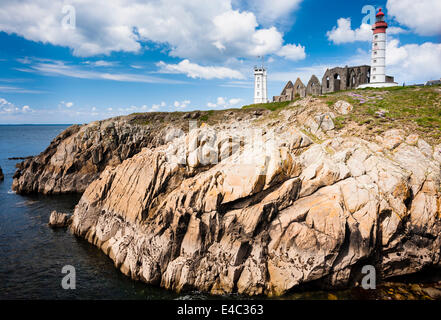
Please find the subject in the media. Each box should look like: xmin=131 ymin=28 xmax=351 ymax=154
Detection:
xmin=11 ymin=110 xmax=267 ymax=195
xmin=68 ymin=101 xmax=441 ymax=296
xmin=48 ymin=211 xmax=72 ymax=228
xmin=0 ymin=166 xmax=3 ymax=181
xmin=12 ymin=119 xmax=153 ymax=194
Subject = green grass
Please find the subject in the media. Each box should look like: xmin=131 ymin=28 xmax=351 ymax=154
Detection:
xmin=199 ymin=110 xmax=214 ymax=122
xmin=241 ymin=100 xmax=295 ymax=111
xmin=323 ymin=85 xmax=441 ymax=143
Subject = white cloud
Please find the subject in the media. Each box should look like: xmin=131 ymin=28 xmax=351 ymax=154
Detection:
xmin=16 ymin=58 xmax=184 ymax=84
xmin=0 ymin=85 xmax=46 ymax=94
xmin=0 ymin=98 xmax=175 ymax=124
xmin=0 ymin=0 xmax=298 ymax=62
xmin=228 ymin=98 xmax=242 ymax=106
xmin=60 ymin=101 xmax=74 ymax=108
xmin=386 ymin=39 xmax=441 ymax=83
xmin=173 ymin=100 xmax=191 ymax=109
xmin=157 ymin=59 xmax=245 ymax=80
xmin=237 ymin=0 xmax=302 ymax=26
xmin=387 ymin=0 xmax=441 ymax=36
xmin=219 ymin=80 xmax=253 ymax=88
xmin=0 ymin=98 xmax=33 ymax=114
xmin=388 ymin=26 xmax=408 ymax=35
xmin=84 ymin=60 xmax=116 ymax=67
xmin=326 ymin=18 xmax=372 ymax=44
xmin=277 ymin=44 xmax=306 ymax=61
xmin=348 ymin=38 xmax=441 ymax=84
xmin=206 ymin=97 xmax=242 ymax=109
xmin=217 ymin=97 xmax=226 ymax=106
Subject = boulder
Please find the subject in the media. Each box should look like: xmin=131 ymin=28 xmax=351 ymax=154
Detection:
xmin=48 ymin=211 xmax=72 ymax=228
xmin=382 ymin=129 xmax=404 ymax=150
xmin=333 ymin=100 xmax=353 ymax=115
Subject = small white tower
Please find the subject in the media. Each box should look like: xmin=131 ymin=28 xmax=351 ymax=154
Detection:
xmin=253 ymin=58 xmax=268 ymax=104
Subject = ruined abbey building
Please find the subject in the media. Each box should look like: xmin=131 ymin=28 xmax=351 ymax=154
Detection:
xmin=273 ymin=65 xmax=395 ymax=102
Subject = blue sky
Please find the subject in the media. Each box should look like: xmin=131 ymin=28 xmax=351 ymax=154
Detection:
xmin=0 ymin=0 xmax=440 ymax=124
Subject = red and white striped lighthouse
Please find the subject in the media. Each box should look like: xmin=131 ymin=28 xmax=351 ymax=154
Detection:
xmin=370 ymin=8 xmax=388 ymax=83
xmin=359 ymin=8 xmax=397 ymax=88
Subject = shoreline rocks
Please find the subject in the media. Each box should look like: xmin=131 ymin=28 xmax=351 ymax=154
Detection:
xmin=48 ymin=211 xmax=72 ymax=228
xmin=0 ymin=166 xmax=3 ymax=181
xmin=12 ymin=120 xmax=153 ymax=194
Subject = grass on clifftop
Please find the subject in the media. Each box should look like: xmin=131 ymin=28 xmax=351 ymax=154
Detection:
xmin=128 ymin=85 xmax=441 ymax=144
xmin=242 ymin=100 xmax=297 ymax=111
xmin=322 ymin=85 xmax=441 ymax=144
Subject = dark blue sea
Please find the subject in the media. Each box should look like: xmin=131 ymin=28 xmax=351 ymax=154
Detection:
xmin=0 ymin=125 xmax=184 ymax=299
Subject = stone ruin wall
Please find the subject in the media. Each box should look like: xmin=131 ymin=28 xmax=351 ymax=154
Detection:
xmin=273 ymin=65 xmax=371 ymax=102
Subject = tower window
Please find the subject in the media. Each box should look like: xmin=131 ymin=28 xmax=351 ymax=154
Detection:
xmin=257 ymin=84 xmax=260 ymax=88
xmin=373 ymin=68 xmax=376 ymax=71
xmin=373 ymin=76 xmax=376 ymax=79
xmin=373 ymin=59 xmax=377 ymax=63
xmin=375 ymin=35 xmax=378 ymax=39
xmin=374 ymin=51 xmax=377 ymax=55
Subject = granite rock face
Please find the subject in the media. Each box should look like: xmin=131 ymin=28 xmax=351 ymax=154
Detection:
xmin=68 ymin=102 xmax=441 ymax=296
xmin=12 ymin=119 xmax=155 ymax=194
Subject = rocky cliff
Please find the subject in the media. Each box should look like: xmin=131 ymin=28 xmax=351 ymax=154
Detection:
xmin=12 ymin=116 xmax=166 ymax=194
xmin=12 ymin=110 xmax=260 ymax=195
xmin=66 ymin=94 xmax=441 ymax=296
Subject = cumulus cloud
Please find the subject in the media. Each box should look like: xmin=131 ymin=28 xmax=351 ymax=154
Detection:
xmin=326 ymin=17 xmax=407 ymax=44
xmin=60 ymin=101 xmax=74 ymax=108
xmin=347 ymin=38 xmax=441 ymax=84
xmin=0 ymin=98 xmax=172 ymax=124
xmin=326 ymin=19 xmax=372 ymax=44
xmin=157 ymin=60 xmax=245 ymax=80
xmin=386 ymin=39 xmax=441 ymax=83
xmin=173 ymin=100 xmax=191 ymax=109
xmin=236 ymin=0 xmax=303 ymax=26
xmin=0 ymin=0 xmax=299 ymax=62
xmin=206 ymin=97 xmax=242 ymax=109
xmin=387 ymin=0 xmax=441 ymax=36
xmin=0 ymin=98 xmax=33 ymax=114
xmin=276 ymin=44 xmax=306 ymax=61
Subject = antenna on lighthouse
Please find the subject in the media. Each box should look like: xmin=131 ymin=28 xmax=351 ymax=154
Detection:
xmin=257 ymin=55 xmax=265 ymax=69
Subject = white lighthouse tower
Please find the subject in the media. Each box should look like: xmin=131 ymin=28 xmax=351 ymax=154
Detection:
xmin=358 ymin=8 xmax=397 ymax=89
xmin=253 ymin=58 xmax=268 ymax=104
